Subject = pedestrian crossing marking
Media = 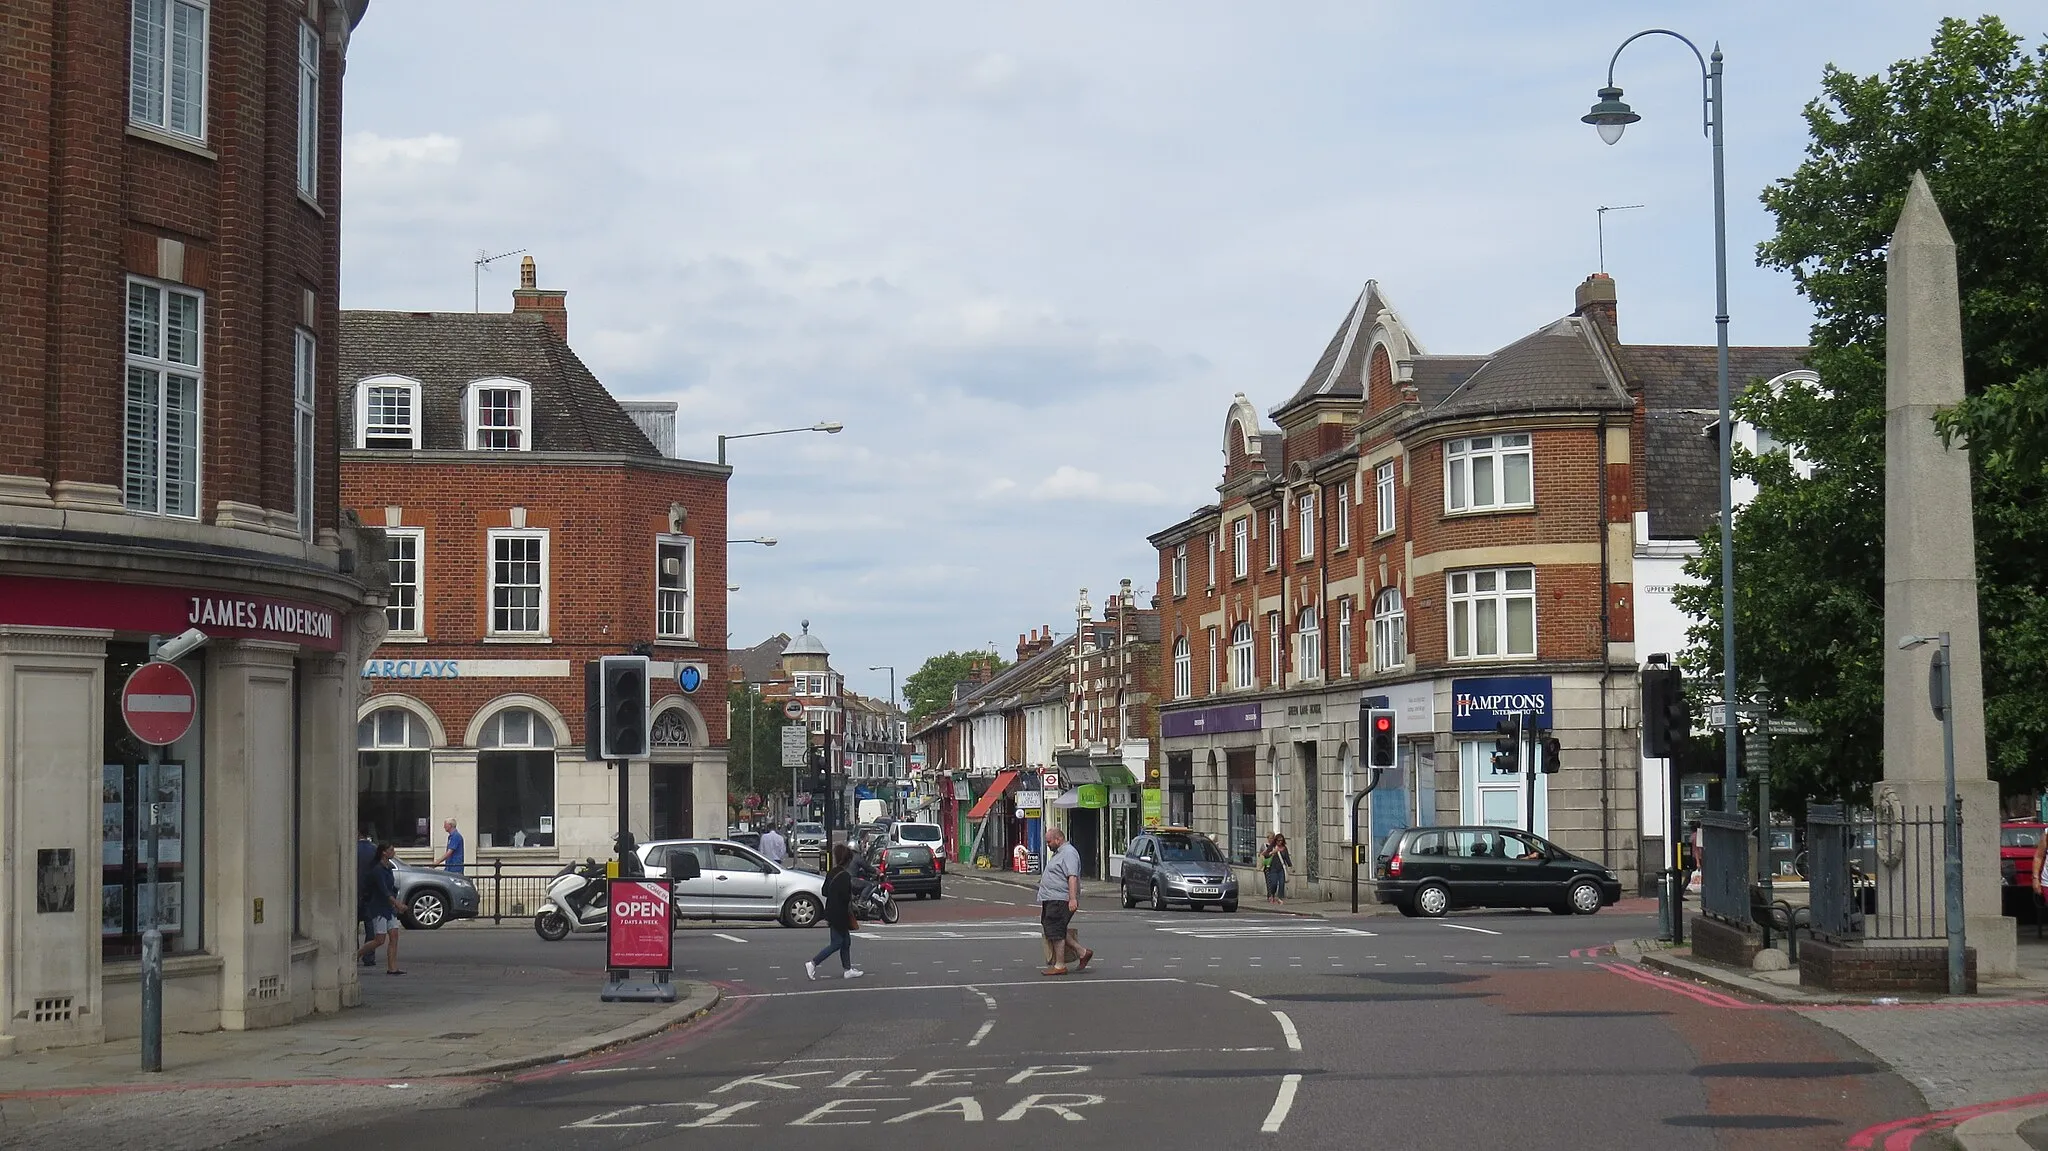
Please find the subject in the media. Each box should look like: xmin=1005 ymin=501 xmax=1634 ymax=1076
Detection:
xmin=1153 ymin=923 xmax=1376 ymax=939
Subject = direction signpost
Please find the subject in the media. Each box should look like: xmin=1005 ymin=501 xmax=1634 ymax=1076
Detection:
xmin=121 ymin=655 xmax=198 ymax=1073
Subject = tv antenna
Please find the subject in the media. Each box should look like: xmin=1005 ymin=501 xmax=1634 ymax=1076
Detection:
xmin=472 ymin=247 xmax=527 ymax=312
xmin=1595 ymin=205 xmax=1644 ymax=273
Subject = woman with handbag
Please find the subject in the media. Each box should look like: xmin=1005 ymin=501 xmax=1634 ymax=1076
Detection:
xmin=1261 ymin=833 xmax=1292 ymax=904
xmin=805 ymin=843 xmax=864 ymax=980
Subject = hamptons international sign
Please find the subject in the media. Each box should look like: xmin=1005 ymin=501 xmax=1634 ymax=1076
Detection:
xmin=1450 ymin=676 xmax=1553 ymax=732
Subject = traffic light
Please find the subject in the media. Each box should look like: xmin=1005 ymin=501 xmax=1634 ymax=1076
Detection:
xmin=1492 ymin=717 xmax=1519 ymax=775
xmin=598 ymin=655 xmax=650 ymax=760
xmin=1541 ymin=735 xmax=1561 ymax=774
xmin=1366 ymin=708 xmax=1397 ymax=770
xmin=1641 ymin=666 xmax=1691 ymax=757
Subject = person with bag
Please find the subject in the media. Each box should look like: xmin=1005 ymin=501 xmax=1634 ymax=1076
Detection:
xmin=1261 ymin=833 xmax=1293 ymax=904
xmin=805 ymin=843 xmax=863 ymax=980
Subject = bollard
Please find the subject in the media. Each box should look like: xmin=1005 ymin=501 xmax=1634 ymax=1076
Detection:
xmin=140 ymin=925 xmax=163 ymax=1072
xmin=1656 ymin=868 xmax=1674 ymax=942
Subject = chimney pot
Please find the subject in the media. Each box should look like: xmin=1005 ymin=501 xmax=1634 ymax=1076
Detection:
xmin=519 ymin=255 xmax=536 ymax=290
xmin=512 ymin=256 xmax=569 ymax=341
xmin=1574 ymin=272 xmax=1618 ymax=339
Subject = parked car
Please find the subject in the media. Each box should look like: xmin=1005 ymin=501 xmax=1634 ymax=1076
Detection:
xmin=391 ymin=858 xmax=480 ymax=929
xmin=636 ymin=839 xmax=826 ymax=927
xmin=867 ymin=843 xmax=942 ymax=898
xmin=2000 ymin=821 xmax=2046 ymax=889
xmin=1119 ymin=828 xmax=1239 ymax=912
xmin=1374 ymin=826 xmax=1621 ymax=918
xmin=888 ymin=821 xmax=946 ymax=871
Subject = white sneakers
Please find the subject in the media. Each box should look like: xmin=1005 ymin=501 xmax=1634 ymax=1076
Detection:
xmin=804 ymin=961 xmax=818 ymax=981
xmin=843 ymin=968 xmax=865 ymax=979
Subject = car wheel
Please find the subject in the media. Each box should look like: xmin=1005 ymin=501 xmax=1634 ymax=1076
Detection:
xmin=534 ymin=909 xmax=571 ymax=941
xmin=1221 ymin=899 xmax=1238 ymax=913
xmin=1414 ymin=882 xmax=1450 ymax=918
xmin=1396 ymin=900 xmax=1420 ymax=918
xmin=405 ymin=890 xmax=448 ymax=930
xmin=1121 ymin=883 xmax=1138 ymax=909
xmin=1151 ymin=882 xmax=1169 ymax=912
xmin=1568 ymin=880 xmax=1603 ymax=915
xmin=782 ymin=892 xmax=823 ymax=928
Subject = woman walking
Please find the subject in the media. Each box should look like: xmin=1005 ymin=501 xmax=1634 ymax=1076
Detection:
xmin=1260 ymin=833 xmax=1293 ymax=905
xmin=354 ymin=843 xmax=406 ymax=974
xmin=805 ymin=843 xmax=863 ymax=980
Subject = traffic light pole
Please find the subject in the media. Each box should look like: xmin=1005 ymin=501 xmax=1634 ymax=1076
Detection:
xmin=1524 ymin=717 xmax=1537 ymax=837
xmin=1349 ymin=770 xmax=1386 ymax=914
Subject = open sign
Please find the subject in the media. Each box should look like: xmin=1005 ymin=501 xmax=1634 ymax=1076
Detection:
xmin=606 ymin=879 xmax=673 ymax=971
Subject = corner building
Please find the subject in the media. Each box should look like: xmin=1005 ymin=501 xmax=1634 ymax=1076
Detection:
xmin=0 ymin=1 xmax=381 ymax=1051
xmin=339 ymin=261 xmax=730 ymax=868
xmin=1149 ymin=275 xmax=1804 ymax=898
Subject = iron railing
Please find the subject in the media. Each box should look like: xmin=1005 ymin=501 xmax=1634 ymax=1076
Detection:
xmin=1868 ymin=800 xmax=1956 ymax=942
xmin=1805 ymin=804 xmax=1863 ymax=942
xmin=473 ymin=859 xmax=573 ymax=923
xmin=1696 ymin=809 xmax=1753 ymax=926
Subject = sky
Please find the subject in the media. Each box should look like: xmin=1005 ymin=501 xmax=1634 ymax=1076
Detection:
xmin=338 ymin=2 xmax=2041 ymax=706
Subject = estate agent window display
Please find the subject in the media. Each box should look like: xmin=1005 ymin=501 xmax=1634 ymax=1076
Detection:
xmin=101 ymin=643 xmax=205 ymax=959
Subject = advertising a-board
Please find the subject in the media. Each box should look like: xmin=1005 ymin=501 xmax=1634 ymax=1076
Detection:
xmin=605 ymin=879 xmax=674 ymax=970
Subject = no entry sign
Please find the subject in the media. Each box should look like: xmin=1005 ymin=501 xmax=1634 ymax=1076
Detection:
xmin=606 ymin=879 xmax=674 ymax=970
xmin=122 ymin=662 xmax=197 ymax=746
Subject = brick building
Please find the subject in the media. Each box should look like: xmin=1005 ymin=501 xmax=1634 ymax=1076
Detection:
xmin=339 ymin=260 xmax=729 ymax=865
xmin=729 ymin=625 xmax=907 ymax=827
xmin=0 ymin=0 xmax=381 ymax=1050
xmin=1148 ymin=275 xmax=1805 ymax=897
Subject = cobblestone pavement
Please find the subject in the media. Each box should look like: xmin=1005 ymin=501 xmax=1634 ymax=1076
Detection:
xmin=1797 ymin=999 xmax=2048 ymax=1112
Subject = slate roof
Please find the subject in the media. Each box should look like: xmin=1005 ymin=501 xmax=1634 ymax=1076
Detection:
xmin=730 ymin=634 xmax=791 ymax=684
xmin=338 ymin=311 xmax=660 ymax=456
xmin=1271 ymin=282 xmax=1388 ymax=420
xmin=1419 ymin=317 xmax=1633 ymax=423
xmin=1624 ymin=345 xmax=1812 ymax=540
xmin=1621 ymin=345 xmax=1812 ymax=414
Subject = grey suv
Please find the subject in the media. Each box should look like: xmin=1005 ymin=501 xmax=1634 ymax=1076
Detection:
xmin=1119 ymin=829 xmax=1239 ymax=912
xmin=1374 ymin=826 xmax=1620 ymax=917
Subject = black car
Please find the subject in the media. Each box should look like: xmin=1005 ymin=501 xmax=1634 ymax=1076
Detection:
xmin=1119 ymin=828 xmax=1239 ymax=912
xmin=1374 ymin=826 xmax=1620 ymax=917
xmin=869 ymin=844 xmax=942 ymax=898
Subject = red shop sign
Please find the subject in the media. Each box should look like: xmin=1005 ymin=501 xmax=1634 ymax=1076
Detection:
xmin=605 ymin=879 xmax=674 ymax=971
xmin=0 ymin=575 xmax=343 ymax=652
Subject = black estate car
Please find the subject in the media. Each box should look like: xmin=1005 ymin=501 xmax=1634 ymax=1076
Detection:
xmin=1374 ymin=826 xmax=1621 ymax=917
xmin=1119 ymin=828 xmax=1239 ymax=912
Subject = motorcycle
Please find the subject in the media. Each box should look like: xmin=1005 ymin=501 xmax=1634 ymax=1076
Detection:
xmin=853 ymin=880 xmax=899 ymax=925
xmin=534 ymin=857 xmax=609 ymax=941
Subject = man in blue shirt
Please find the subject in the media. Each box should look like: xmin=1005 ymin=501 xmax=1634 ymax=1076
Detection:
xmin=435 ymin=818 xmax=465 ymax=874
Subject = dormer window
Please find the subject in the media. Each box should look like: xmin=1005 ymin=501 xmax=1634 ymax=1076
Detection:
xmin=466 ymin=379 xmax=531 ymax=451
xmin=357 ymin=377 xmax=420 ymax=450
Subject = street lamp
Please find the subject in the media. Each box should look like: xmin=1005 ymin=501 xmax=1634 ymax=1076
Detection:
xmin=727 ymin=537 xmax=778 ymax=547
xmin=716 ymin=421 xmax=843 ymax=466
xmin=1899 ymin=633 xmax=1966 ymax=994
xmin=1584 ymin=29 xmax=1739 ymax=814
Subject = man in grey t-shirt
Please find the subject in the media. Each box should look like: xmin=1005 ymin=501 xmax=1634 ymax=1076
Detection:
xmin=1036 ymin=828 xmax=1093 ymax=976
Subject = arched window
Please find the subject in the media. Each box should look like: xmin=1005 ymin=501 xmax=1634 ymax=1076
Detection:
xmin=1296 ymin=606 xmax=1321 ymax=682
xmin=651 ymin=708 xmax=695 ymax=748
xmin=1230 ymin=621 xmax=1255 ymax=690
xmin=1172 ymin=636 xmax=1192 ymax=700
xmin=356 ymin=376 xmax=422 ymax=450
xmin=478 ymin=707 xmax=556 ymax=749
xmin=476 ymin=706 xmax=555 ymax=848
xmin=1374 ymin=588 xmax=1407 ymax=672
xmin=358 ymin=707 xmax=431 ymax=847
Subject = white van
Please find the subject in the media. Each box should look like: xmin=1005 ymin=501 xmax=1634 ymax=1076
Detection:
xmin=888 ymin=821 xmax=946 ymax=869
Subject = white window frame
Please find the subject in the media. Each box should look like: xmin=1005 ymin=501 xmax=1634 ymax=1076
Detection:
xmin=1444 ymin=433 xmax=1533 ymax=514
xmin=123 ymin=277 xmax=203 ymax=519
xmin=1446 ymin=567 xmax=1536 ymax=661
xmin=1207 ymin=626 xmax=1220 ymax=694
xmin=1337 ymin=597 xmax=1354 ymax=678
xmin=1335 ymin=481 xmax=1351 ymax=548
xmin=129 ymin=0 xmax=209 ymax=142
xmin=1267 ymin=611 xmax=1282 ymax=685
xmin=1266 ymin=508 xmax=1281 ymax=569
xmin=1373 ymin=587 xmax=1407 ymax=672
xmin=1297 ymin=491 xmax=1315 ymax=559
xmin=487 ymin=528 xmax=550 ymax=638
xmin=1206 ymin=531 xmax=1218 ymax=589
xmin=384 ymin=528 xmax=424 ymax=638
xmin=656 ymin=534 xmax=695 ymax=641
xmin=1171 ymin=544 xmax=1187 ymax=597
xmin=1229 ymin=622 xmax=1254 ymax=690
xmin=357 ymin=377 xmax=422 ymax=449
xmin=1376 ymin=460 xmax=1397 ymax=535
xmin=1231 ymin=519 xmax=1249 ymax=579
xmin=1172 ymin=637 xmax=1192 ymax=700
xmin=295 ymin=20 xmax=319 ymax=198
xmin=465 ymin=379 xmax=532 ymax=451
xmin=1296 ymin=606 xmax=1321 ymax=682
xmin=293 ymin=328 xmax=316 ymax=540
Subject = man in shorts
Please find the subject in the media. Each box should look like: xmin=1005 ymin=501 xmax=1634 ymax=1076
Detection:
xmin=1037 ymin=827 xmax=1093 ymax=976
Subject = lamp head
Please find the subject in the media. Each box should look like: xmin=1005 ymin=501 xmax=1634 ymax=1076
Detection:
xmin=1898 ymin=635 xmax=1931 ymax=651
xmin=1583 ymin=86 xmax=1639 ymax=145
xmin=814 ymin=421 xmax=844 ymax=434
xmin=154 ymin=627 xmax=210 ymax=662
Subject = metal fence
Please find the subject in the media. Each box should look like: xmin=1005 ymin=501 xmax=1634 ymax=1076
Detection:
xmin=1805 ymin=804 xmax=1864 ymax=942
xmin=473 ymin=859 xmax=572 ymax=923
xmin=1868 ymin=800 xmax=1955 ymax=942
xmin=1696 ymin=809 xmax=1753 ymax=926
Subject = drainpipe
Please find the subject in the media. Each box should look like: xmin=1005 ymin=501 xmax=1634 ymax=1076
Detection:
xmin=1597 ymin=415 xmax=1613 ymax=868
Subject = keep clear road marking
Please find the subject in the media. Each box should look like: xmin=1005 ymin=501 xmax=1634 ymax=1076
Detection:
xmin=564 ymin=1065 xmax=1105 ymax=1129
xmin=1435 ymin=922 xmax=1503 ymax=936
xmin=1262 ymin=1074 xmax=1302 ymax=1134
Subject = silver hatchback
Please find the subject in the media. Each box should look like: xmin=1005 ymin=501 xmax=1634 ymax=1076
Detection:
xmin=637 ymin=839 xmax=827 ymax=928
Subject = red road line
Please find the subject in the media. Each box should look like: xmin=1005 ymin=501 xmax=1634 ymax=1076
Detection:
xmin=1846 ymin=1088 xmax=2048 ymax=1150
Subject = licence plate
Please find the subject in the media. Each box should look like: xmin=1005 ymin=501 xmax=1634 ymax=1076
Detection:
xmin=899 ymin=868 xmax=925 ymax=876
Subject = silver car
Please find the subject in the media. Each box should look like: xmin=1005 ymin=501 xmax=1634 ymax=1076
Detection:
xmin=390 ymin=858 xmax=480 ymax=929
xmin=637 ymin=839 xmax=826 ymax=928
xmin=1118 ymin=829 xmax=1240 ymax=912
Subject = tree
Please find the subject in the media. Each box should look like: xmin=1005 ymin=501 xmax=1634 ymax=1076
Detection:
xmin=1674 ymin=16 xmax=2048 ymax=802
xmin=727 ymin=682 xmax=794 ymax=808
xmin=904 ymin=651 xmax=1008 ymax=723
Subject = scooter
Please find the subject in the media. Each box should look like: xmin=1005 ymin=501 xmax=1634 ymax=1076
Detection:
xmin=853 ymin=880 xmax=900 ymax=925
xmin=534 ymin=858 xmax=608 ymax=941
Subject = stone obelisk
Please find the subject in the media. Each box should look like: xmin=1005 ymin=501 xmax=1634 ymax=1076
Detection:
xmin=1878 ymin=172 xmax=2015 ymax=977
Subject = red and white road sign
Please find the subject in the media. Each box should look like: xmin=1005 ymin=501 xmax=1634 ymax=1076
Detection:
xmin=122 ymin=661 xmax=197 ymax=746
xmin=782 ymin=699 xmax=805 ymax=720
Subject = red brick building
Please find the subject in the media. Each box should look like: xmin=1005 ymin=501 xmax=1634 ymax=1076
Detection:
xmin=340 ymin=260 xmax=730 ymax=864
xmin=1149 ymin=275 xmax=1803 ymax=896
xmin=0 ymin=0 xmax=381 ymax=1050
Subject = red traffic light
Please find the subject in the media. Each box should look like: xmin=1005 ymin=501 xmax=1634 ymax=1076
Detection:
xmin=1372 ymin=715 xmax=1393 ymax=733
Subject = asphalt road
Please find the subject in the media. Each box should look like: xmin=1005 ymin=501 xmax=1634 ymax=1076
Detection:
xmin=251 ymin=873 xmax=1926 ymax=1150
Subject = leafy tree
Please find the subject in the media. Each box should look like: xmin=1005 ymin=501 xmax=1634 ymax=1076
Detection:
xmin=1675 ymin=16 xmax=2048 ymax=802
xmin=904 ymin=651 xmax=1008 ymax=723
xmin=727 ymin=682 xmax=794 ymax=808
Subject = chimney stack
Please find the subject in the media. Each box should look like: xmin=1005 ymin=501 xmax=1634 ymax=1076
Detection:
xmin=512 ymin=255 xmax=570 ymax=341
xmin=1574 ymin=273 xmax=1617 ymax=339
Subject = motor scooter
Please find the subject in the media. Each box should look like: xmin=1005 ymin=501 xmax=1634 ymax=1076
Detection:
xmin=853 ymin=880 xmax=899 ymax=925
xmin=534 ymin=851 xmax=701 ymax=941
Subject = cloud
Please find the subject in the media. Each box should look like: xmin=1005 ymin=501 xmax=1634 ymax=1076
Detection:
xmin=1031 ymin=466 xmax=1168 ymax=505
xmin=343 ymin=131 xmax=462 ymax=169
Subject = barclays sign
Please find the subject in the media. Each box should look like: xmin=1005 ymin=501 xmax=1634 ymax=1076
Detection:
xmin=1450 ymin=676 xmax=1552 ymax=732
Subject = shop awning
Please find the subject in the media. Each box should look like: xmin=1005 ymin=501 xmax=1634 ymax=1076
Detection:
xmin=966 ymin=770 xmax=1020 ymax=821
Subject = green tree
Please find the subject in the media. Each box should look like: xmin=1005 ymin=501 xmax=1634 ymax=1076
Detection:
xmin=1674 ymin=16 xmax=2048 ymax=802
xmin=727 ymin=683 xmax=793 ymax=807
xmin=904 ymin=651 xmax=1008 ymax=723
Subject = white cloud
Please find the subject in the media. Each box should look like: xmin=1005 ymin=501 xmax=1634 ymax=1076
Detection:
xmin=1031 ymin=466 xmax=1167 ymax=505
xmin=342 ymin=131 xmax=461 ymax=169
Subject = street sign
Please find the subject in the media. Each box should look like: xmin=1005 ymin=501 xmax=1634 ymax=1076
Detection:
xmin=1766 ymin=718 xmax=1816 ymax=735
xmin=780 ymin=726 xmax=808 ymax=768
xmin=605 ymin=879 xmax=673 ymax=970
xmin=782 ymin=699 xmax=804 ymax=721
xmin=1043 ymin=771 xmax=1061 ymax=792
xmin=121 ymin=662 xmax=197 ymax=746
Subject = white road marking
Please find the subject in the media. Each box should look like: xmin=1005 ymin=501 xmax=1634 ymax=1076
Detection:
xmin=1261 ymin=1073 xmax=1303 ymax=1133
xmin=573 ymin=1066 xmax=655 ymax=1075
xmin=1065 ymin=1046 xmax=1274 ymax=1056
xmin=1436 ymin=922 xmax=1502 ymax=935
xmin=715 ymin=933 xmax=747 ymax=943
xmin=726 ymin=977 xmax=1183 ymax=999
xmin=964 ymin=985 xmax=999 ymax=1011
xmin=967 ymin=1020 xmax=995 ymax=1047
xmin=1230 ymin=990 xmax=1267 ymax=1006
xmin=1271 ymin=1010 xmax=1301 ymax=1052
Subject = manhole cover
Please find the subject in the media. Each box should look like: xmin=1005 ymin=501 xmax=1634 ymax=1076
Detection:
xmin=1664 ymin=1115 xmax=1837 ymax=1129
xmin=1691 ymin=1062 xmax=1880 ymax=1080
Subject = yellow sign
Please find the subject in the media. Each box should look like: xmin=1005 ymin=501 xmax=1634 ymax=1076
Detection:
xmin=1354 ymin=844 xmax=1375 ymax=866
xmin=605 ymin=859 xmax=621 ymax=879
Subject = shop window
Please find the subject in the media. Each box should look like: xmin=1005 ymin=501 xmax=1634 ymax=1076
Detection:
xmin=357 ymin=707 xmax=431 ymax=848
xmin=478 ymin=707 xmax=556 ymax=848
xmin=102 ymin=643 xmax=205 ymax=959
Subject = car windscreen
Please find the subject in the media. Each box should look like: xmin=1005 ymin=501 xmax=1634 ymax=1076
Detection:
xmin=896 ymin=824 xmax=942 ymax=842
xmin=2002 ymin=827 xmax=2042 ymax=849
xmin=796 ymin=824 xmax=823 ymax=835
xmin=1156 ymin=836 xmax=1223 ymax=863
